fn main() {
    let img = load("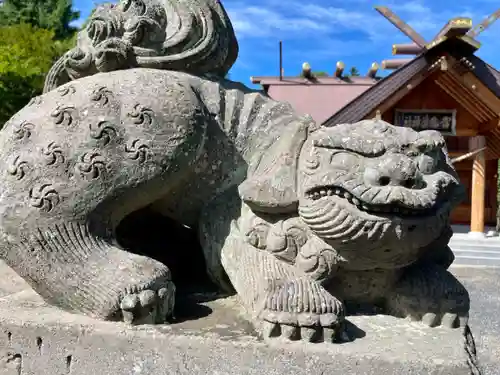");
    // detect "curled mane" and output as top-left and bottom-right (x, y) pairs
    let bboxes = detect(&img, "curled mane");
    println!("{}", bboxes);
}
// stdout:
(44, 0), (238, 92)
